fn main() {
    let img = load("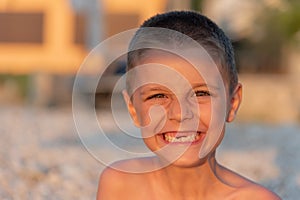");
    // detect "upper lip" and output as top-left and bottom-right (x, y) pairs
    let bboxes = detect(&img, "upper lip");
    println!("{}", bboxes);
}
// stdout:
(160, 131), (203, 136)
